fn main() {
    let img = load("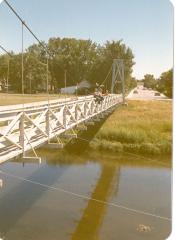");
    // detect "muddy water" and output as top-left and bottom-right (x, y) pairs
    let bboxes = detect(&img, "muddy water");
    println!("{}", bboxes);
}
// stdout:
(0, 149), (171, 240)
